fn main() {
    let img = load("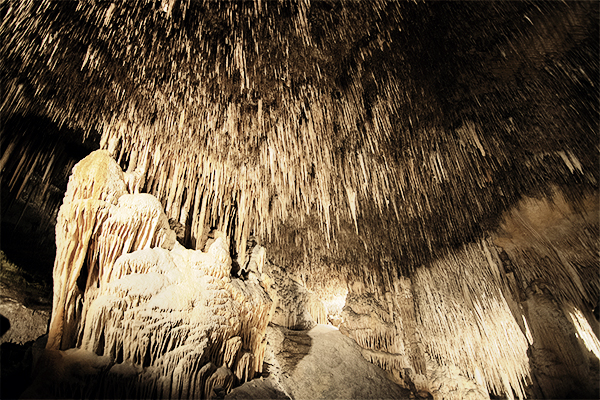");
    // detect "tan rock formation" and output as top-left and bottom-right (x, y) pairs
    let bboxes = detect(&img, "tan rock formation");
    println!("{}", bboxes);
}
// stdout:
(1, 3), (597, 399)
(227, 324), (414, 400)
(37, 151), (274, 398)
(340, 189), (599, 399)
(0, 297), (49, 346)
(261, 261), (327, 330)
